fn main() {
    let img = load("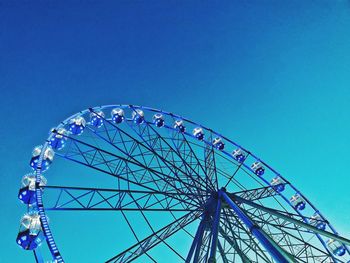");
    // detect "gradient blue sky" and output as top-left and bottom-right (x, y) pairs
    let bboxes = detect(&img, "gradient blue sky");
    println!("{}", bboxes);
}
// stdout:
(1, 1), (350, 262)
